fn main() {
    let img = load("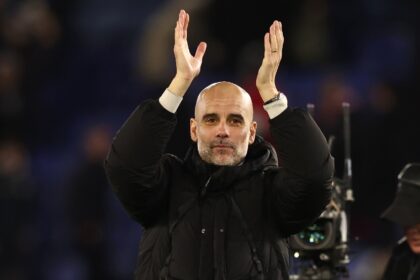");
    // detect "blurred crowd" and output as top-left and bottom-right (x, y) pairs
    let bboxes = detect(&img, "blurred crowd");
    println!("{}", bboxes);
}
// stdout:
(0, 0), (419, 279)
